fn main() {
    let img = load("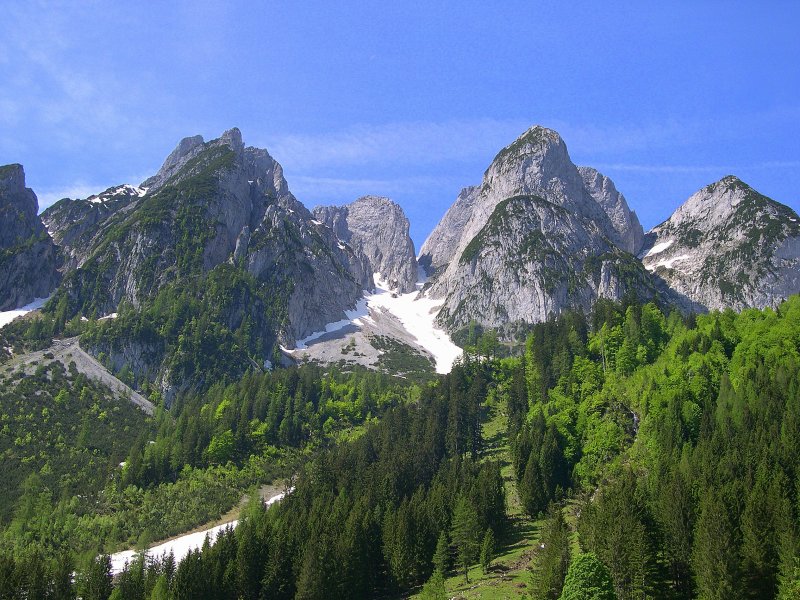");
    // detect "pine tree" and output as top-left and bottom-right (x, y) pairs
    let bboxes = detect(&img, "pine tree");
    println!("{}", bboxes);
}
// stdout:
(531, 506), (571, 600)
(480, 528), (495, 574)
(419, 569), (448, 600)
(433, 531), (450, 575)
(78, 555), (113, 600)
(692, 490), (739, 600)
(451, 496), (480, 583)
